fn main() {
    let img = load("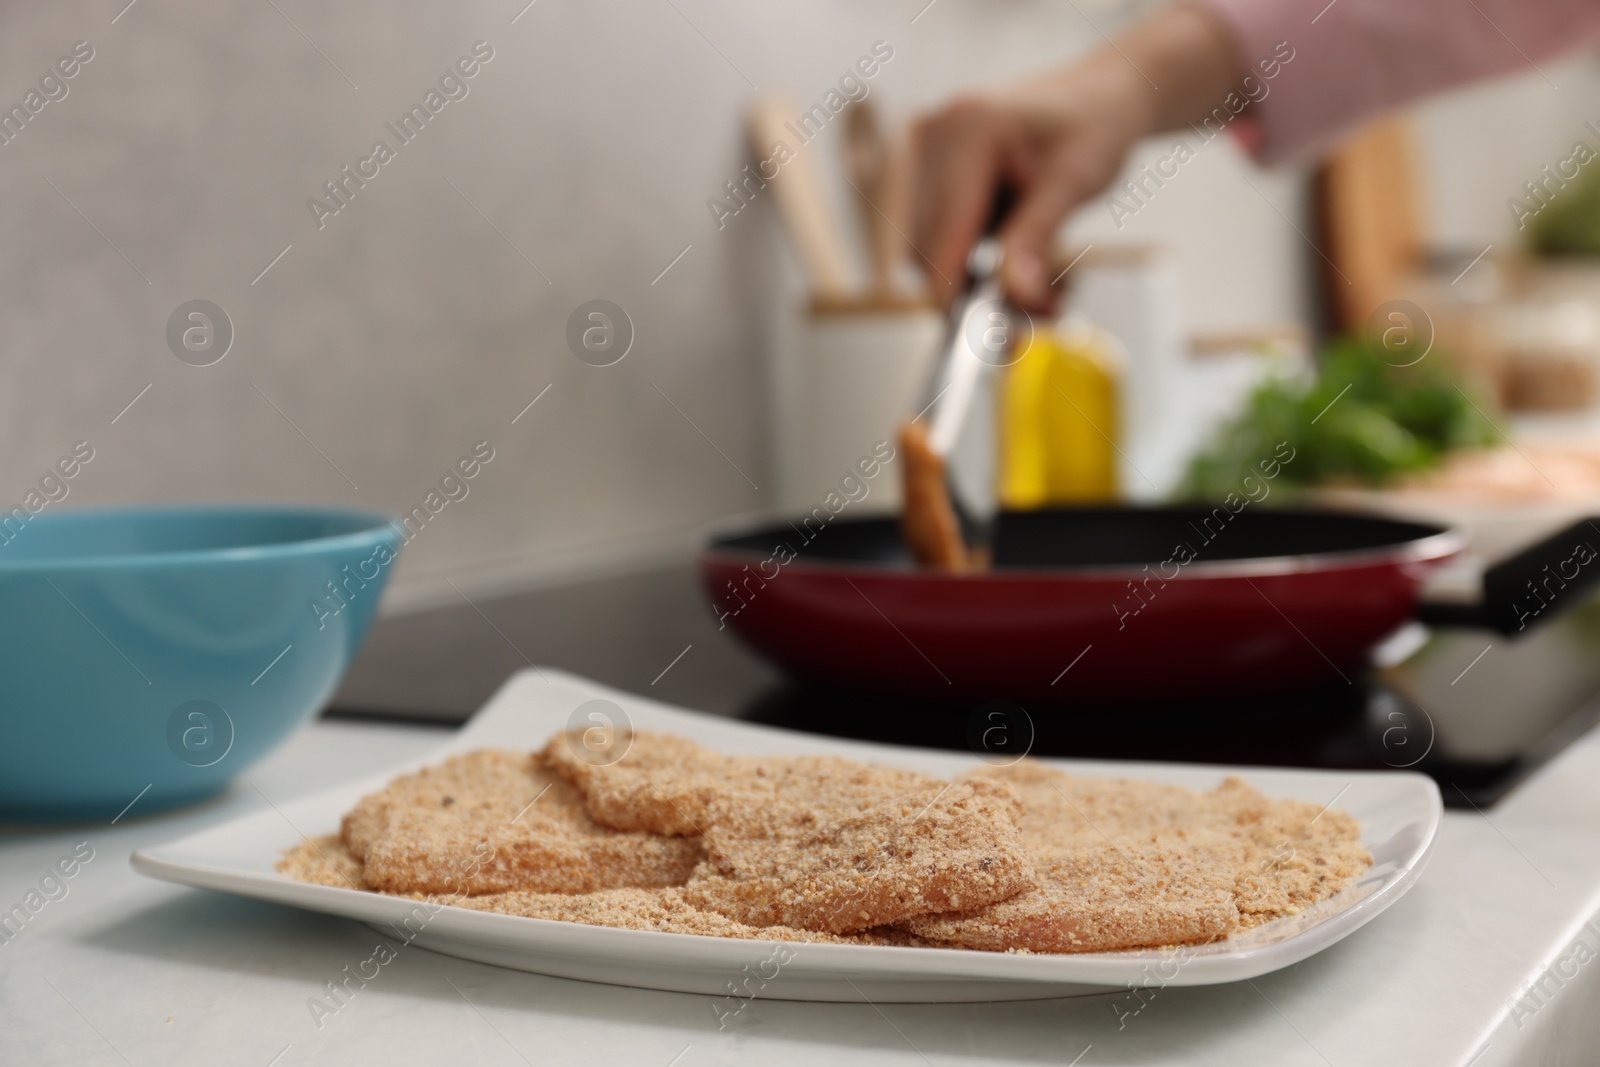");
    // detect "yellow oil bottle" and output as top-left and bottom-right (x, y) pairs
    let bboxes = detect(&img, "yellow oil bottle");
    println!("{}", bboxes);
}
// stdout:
(1000, 316), (1121, 506)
